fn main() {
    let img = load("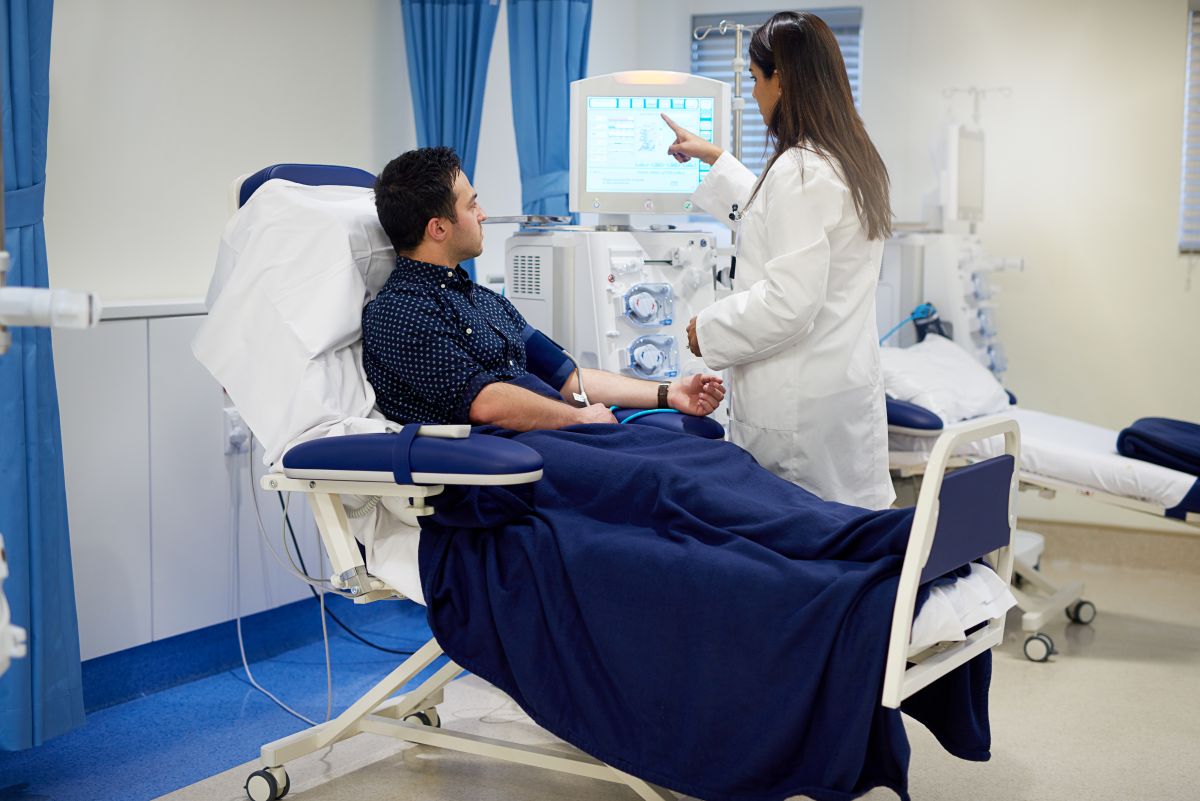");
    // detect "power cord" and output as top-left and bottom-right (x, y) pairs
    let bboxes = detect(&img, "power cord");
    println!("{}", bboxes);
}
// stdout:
(275, 493), (417, 657)
(228, 451), (328, 726)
